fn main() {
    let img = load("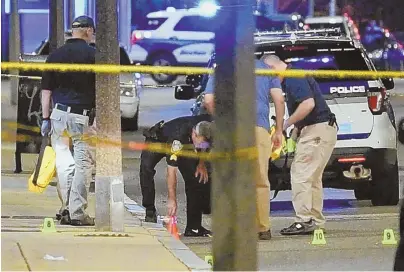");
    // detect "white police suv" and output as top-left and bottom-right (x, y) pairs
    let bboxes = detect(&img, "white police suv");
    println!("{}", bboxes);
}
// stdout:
(175, 29), (399, 206)
(129, 7), (305, 84)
